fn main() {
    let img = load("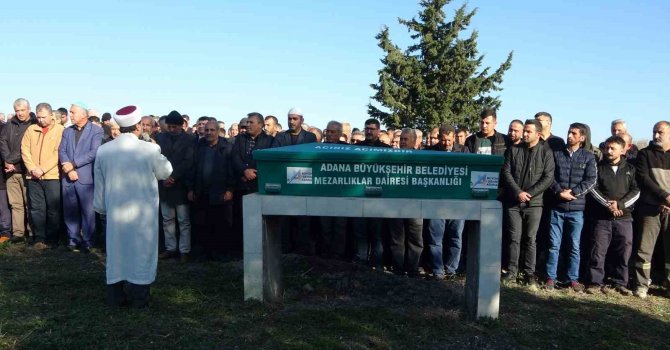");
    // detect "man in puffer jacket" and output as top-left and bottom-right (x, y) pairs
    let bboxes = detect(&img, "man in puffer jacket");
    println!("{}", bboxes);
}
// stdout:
(545, 122), (597, 292)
